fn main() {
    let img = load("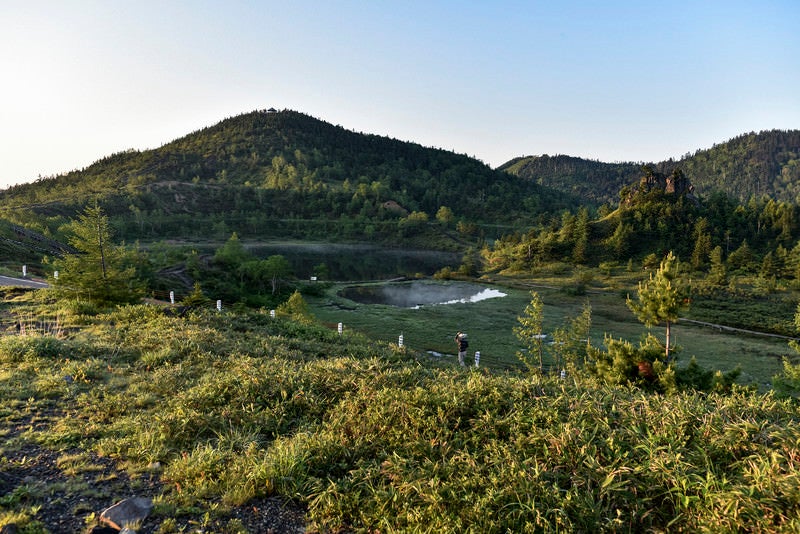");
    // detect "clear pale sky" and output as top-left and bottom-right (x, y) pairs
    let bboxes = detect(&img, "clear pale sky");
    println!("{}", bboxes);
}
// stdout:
(2, 1), (799, 189)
